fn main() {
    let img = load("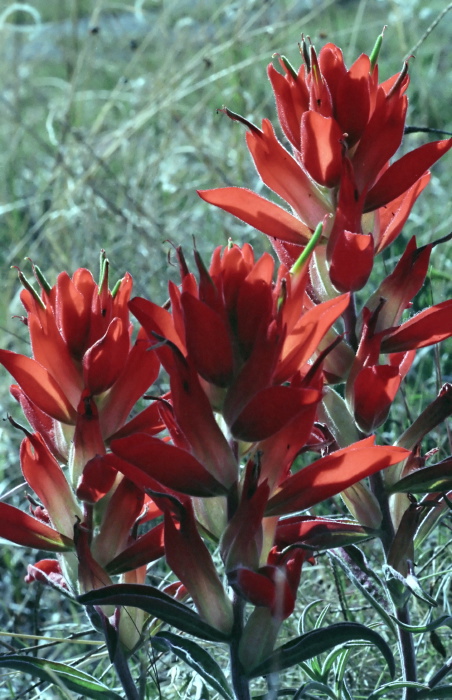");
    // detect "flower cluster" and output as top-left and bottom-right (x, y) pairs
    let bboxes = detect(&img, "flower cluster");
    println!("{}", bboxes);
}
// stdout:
(0, 32), (452, 697)
(199, 35), (452, 291)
